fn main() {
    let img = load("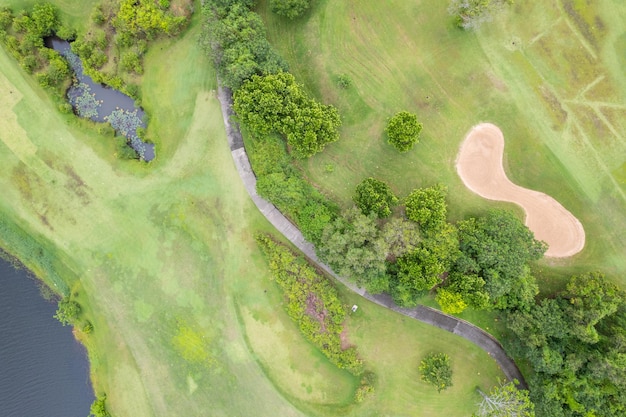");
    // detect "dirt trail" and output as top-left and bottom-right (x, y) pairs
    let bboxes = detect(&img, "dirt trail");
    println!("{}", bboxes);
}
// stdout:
(456, 123), (585, 257)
